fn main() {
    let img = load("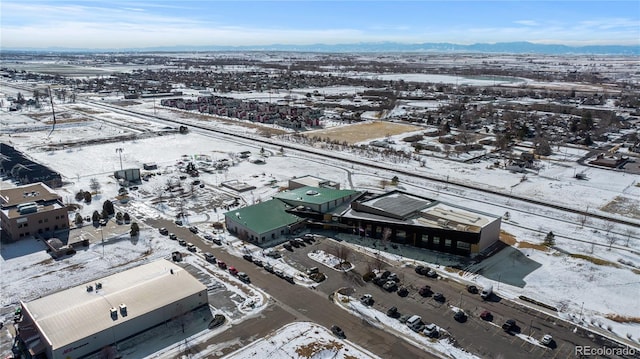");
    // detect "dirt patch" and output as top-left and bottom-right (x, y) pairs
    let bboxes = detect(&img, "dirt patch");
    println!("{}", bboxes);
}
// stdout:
(304, 121), (422, 144)
(600, 196), (640, 220)
(605, 314), (640, 324)
(499, 230), (517, 245)
(569, 254), (620, 268)
(111, 100), (141, 107)
(69, 106), (106, 114)
(516, 241), (549, 252)
(295, 340), (344, 358)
